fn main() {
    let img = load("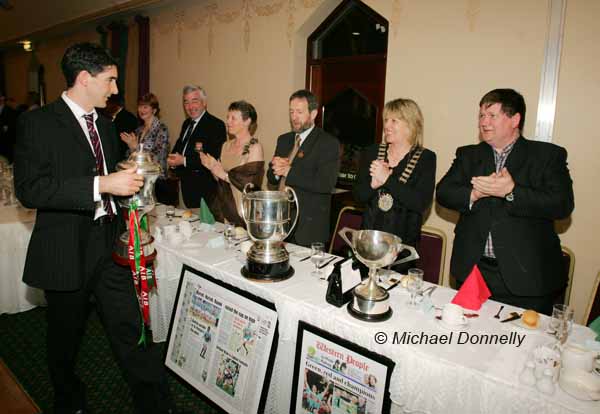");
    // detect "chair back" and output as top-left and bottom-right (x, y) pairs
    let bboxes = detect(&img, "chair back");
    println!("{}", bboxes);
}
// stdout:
(554, 246), (575, 306)
(416, 226), (447, 285)
(329, 206), (364, 255)
(584, 271), (600, 326)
